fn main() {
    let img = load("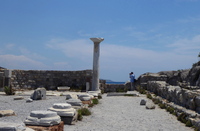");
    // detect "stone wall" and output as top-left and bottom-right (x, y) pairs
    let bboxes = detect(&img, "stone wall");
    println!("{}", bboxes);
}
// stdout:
(104, 84), (126, 92)
(0, 69), (93, 90)
(147, 81), (200, 113)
